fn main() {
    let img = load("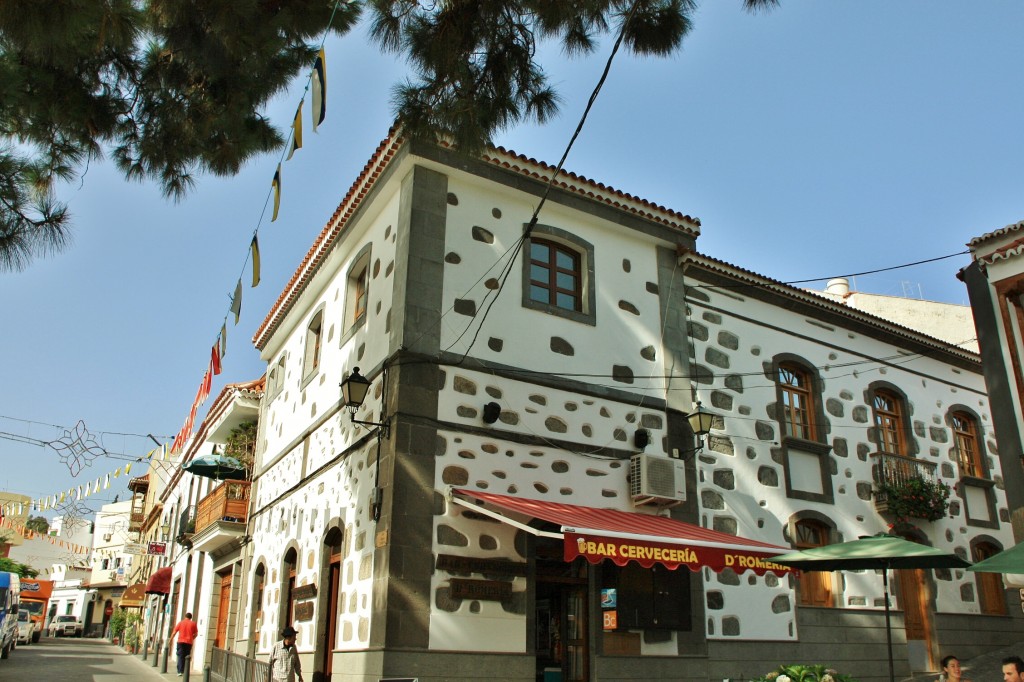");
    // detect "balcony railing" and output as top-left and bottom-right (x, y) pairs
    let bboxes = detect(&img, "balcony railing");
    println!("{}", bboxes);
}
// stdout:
(871, 452), (938, 509)
(128, 510), (146, 533)
(209, 647), (269, 682)
(195, 480), (251, 535)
